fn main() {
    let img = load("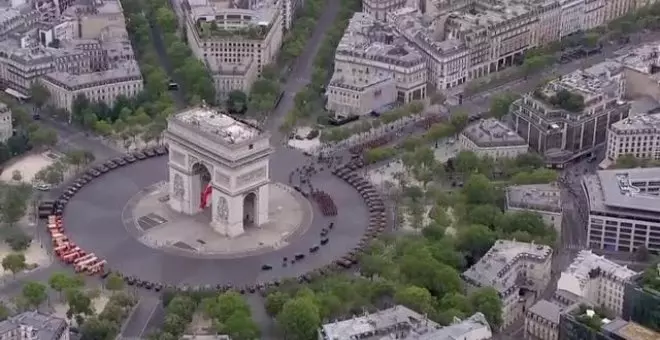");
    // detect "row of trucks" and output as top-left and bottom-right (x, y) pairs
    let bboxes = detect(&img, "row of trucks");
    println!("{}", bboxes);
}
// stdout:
(48, 215), (107, 275)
